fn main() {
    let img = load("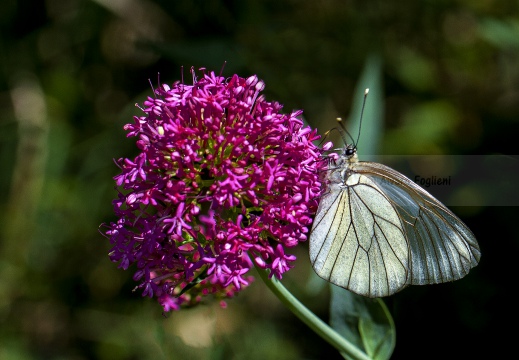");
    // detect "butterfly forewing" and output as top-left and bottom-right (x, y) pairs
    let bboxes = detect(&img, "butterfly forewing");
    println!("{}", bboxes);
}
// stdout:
(310, 172), (411, 297)
(310, 156), (481, 298)
(356, 162), (481, 286)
